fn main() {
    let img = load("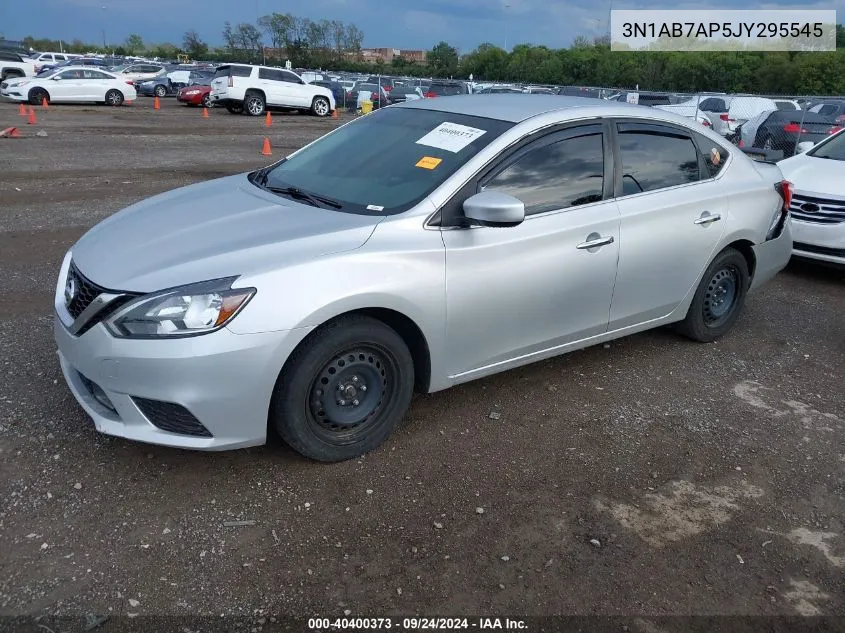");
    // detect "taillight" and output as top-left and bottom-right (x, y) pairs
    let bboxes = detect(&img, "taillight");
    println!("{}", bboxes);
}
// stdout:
(383, 85), (392, 91)
(719, 113), (735, 122)
(769, 180), (793, 239)
(228, 75), (233, 87)
(828, 126), (842, 135)
(125, 80), (134, 85)
(738, 139), (745, 148)
(702, 119), (710, 126)
(783, 123), (807, 134)
(837, 114), (845, 122)
(777, 180), (793, 211)
(425, 91), (436, 98)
